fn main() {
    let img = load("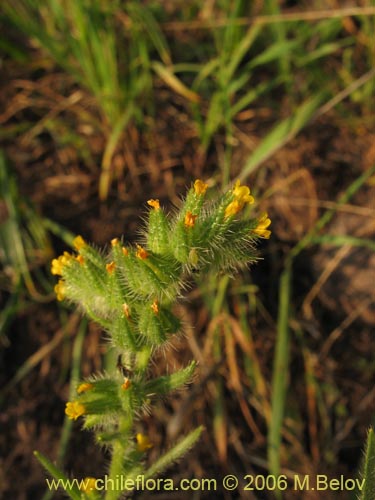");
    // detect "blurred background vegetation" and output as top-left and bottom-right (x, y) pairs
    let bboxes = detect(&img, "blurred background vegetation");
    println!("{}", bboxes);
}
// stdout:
(0, 1), (374, 499)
